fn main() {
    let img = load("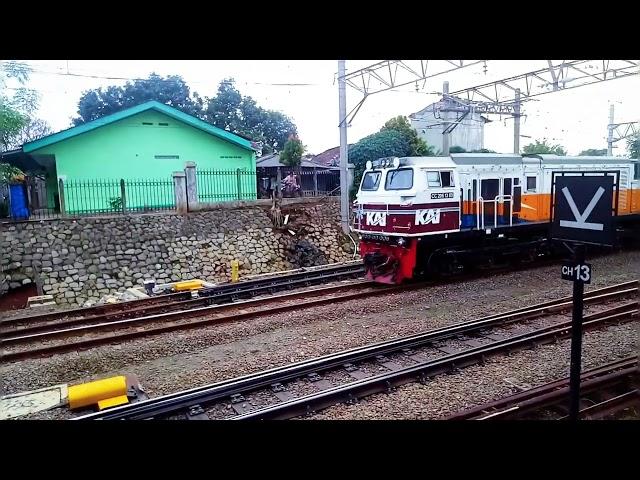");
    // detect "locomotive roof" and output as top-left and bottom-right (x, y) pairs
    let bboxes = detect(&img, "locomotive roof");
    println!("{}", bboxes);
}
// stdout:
(522, 154), (632, 165)
(398, 153), (522, 167)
